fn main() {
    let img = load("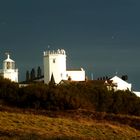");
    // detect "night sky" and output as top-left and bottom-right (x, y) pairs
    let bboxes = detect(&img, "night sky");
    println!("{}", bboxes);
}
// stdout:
(0, 0), (140, 90)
